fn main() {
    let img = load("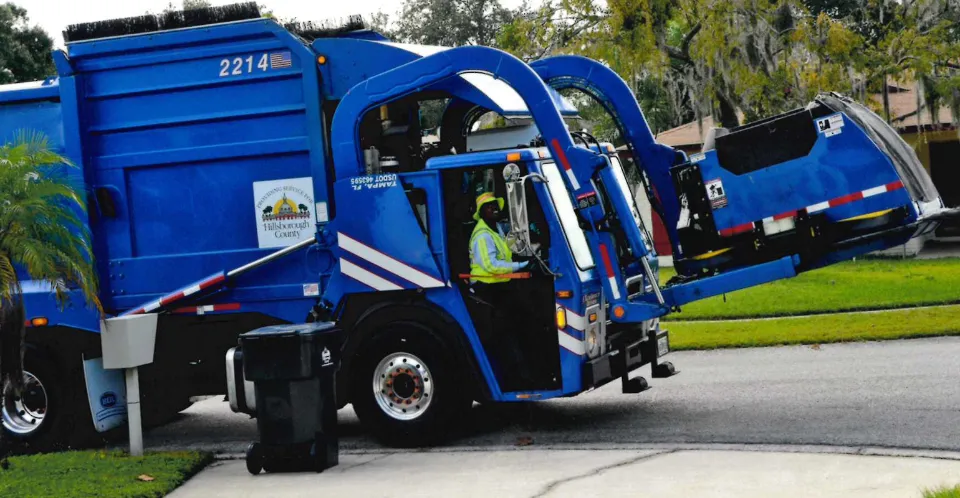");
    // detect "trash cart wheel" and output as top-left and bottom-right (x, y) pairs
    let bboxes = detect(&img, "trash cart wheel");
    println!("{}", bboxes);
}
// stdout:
(351, 323), (470, 448)
(245, 442), (264, 475)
